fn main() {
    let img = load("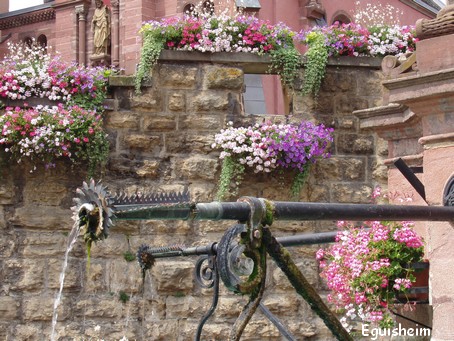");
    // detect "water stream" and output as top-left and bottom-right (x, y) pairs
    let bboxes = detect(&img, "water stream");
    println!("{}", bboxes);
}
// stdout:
(50, 221), (82, 341)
